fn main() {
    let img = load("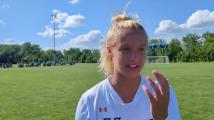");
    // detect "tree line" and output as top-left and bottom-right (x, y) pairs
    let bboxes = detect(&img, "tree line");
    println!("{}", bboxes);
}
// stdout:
(0, 32), (213, 64)
(148, 32), (214, 62)
(0, 42), (100, 65)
